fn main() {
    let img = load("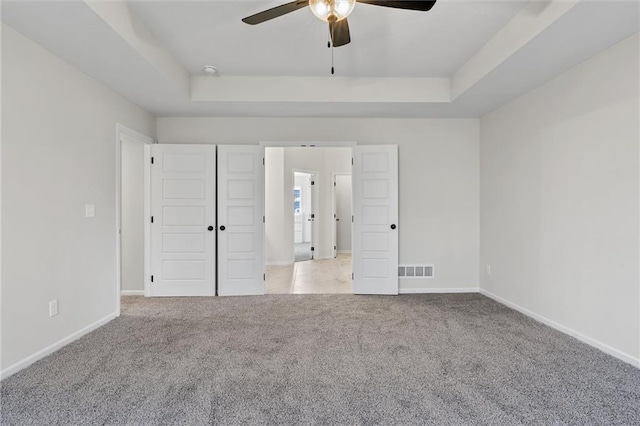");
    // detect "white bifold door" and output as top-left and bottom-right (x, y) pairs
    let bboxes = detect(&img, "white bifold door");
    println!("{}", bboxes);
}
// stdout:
(217, 145), (265, 296)
(352, 145), (399, 295)
(150, 144), (217, 296)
